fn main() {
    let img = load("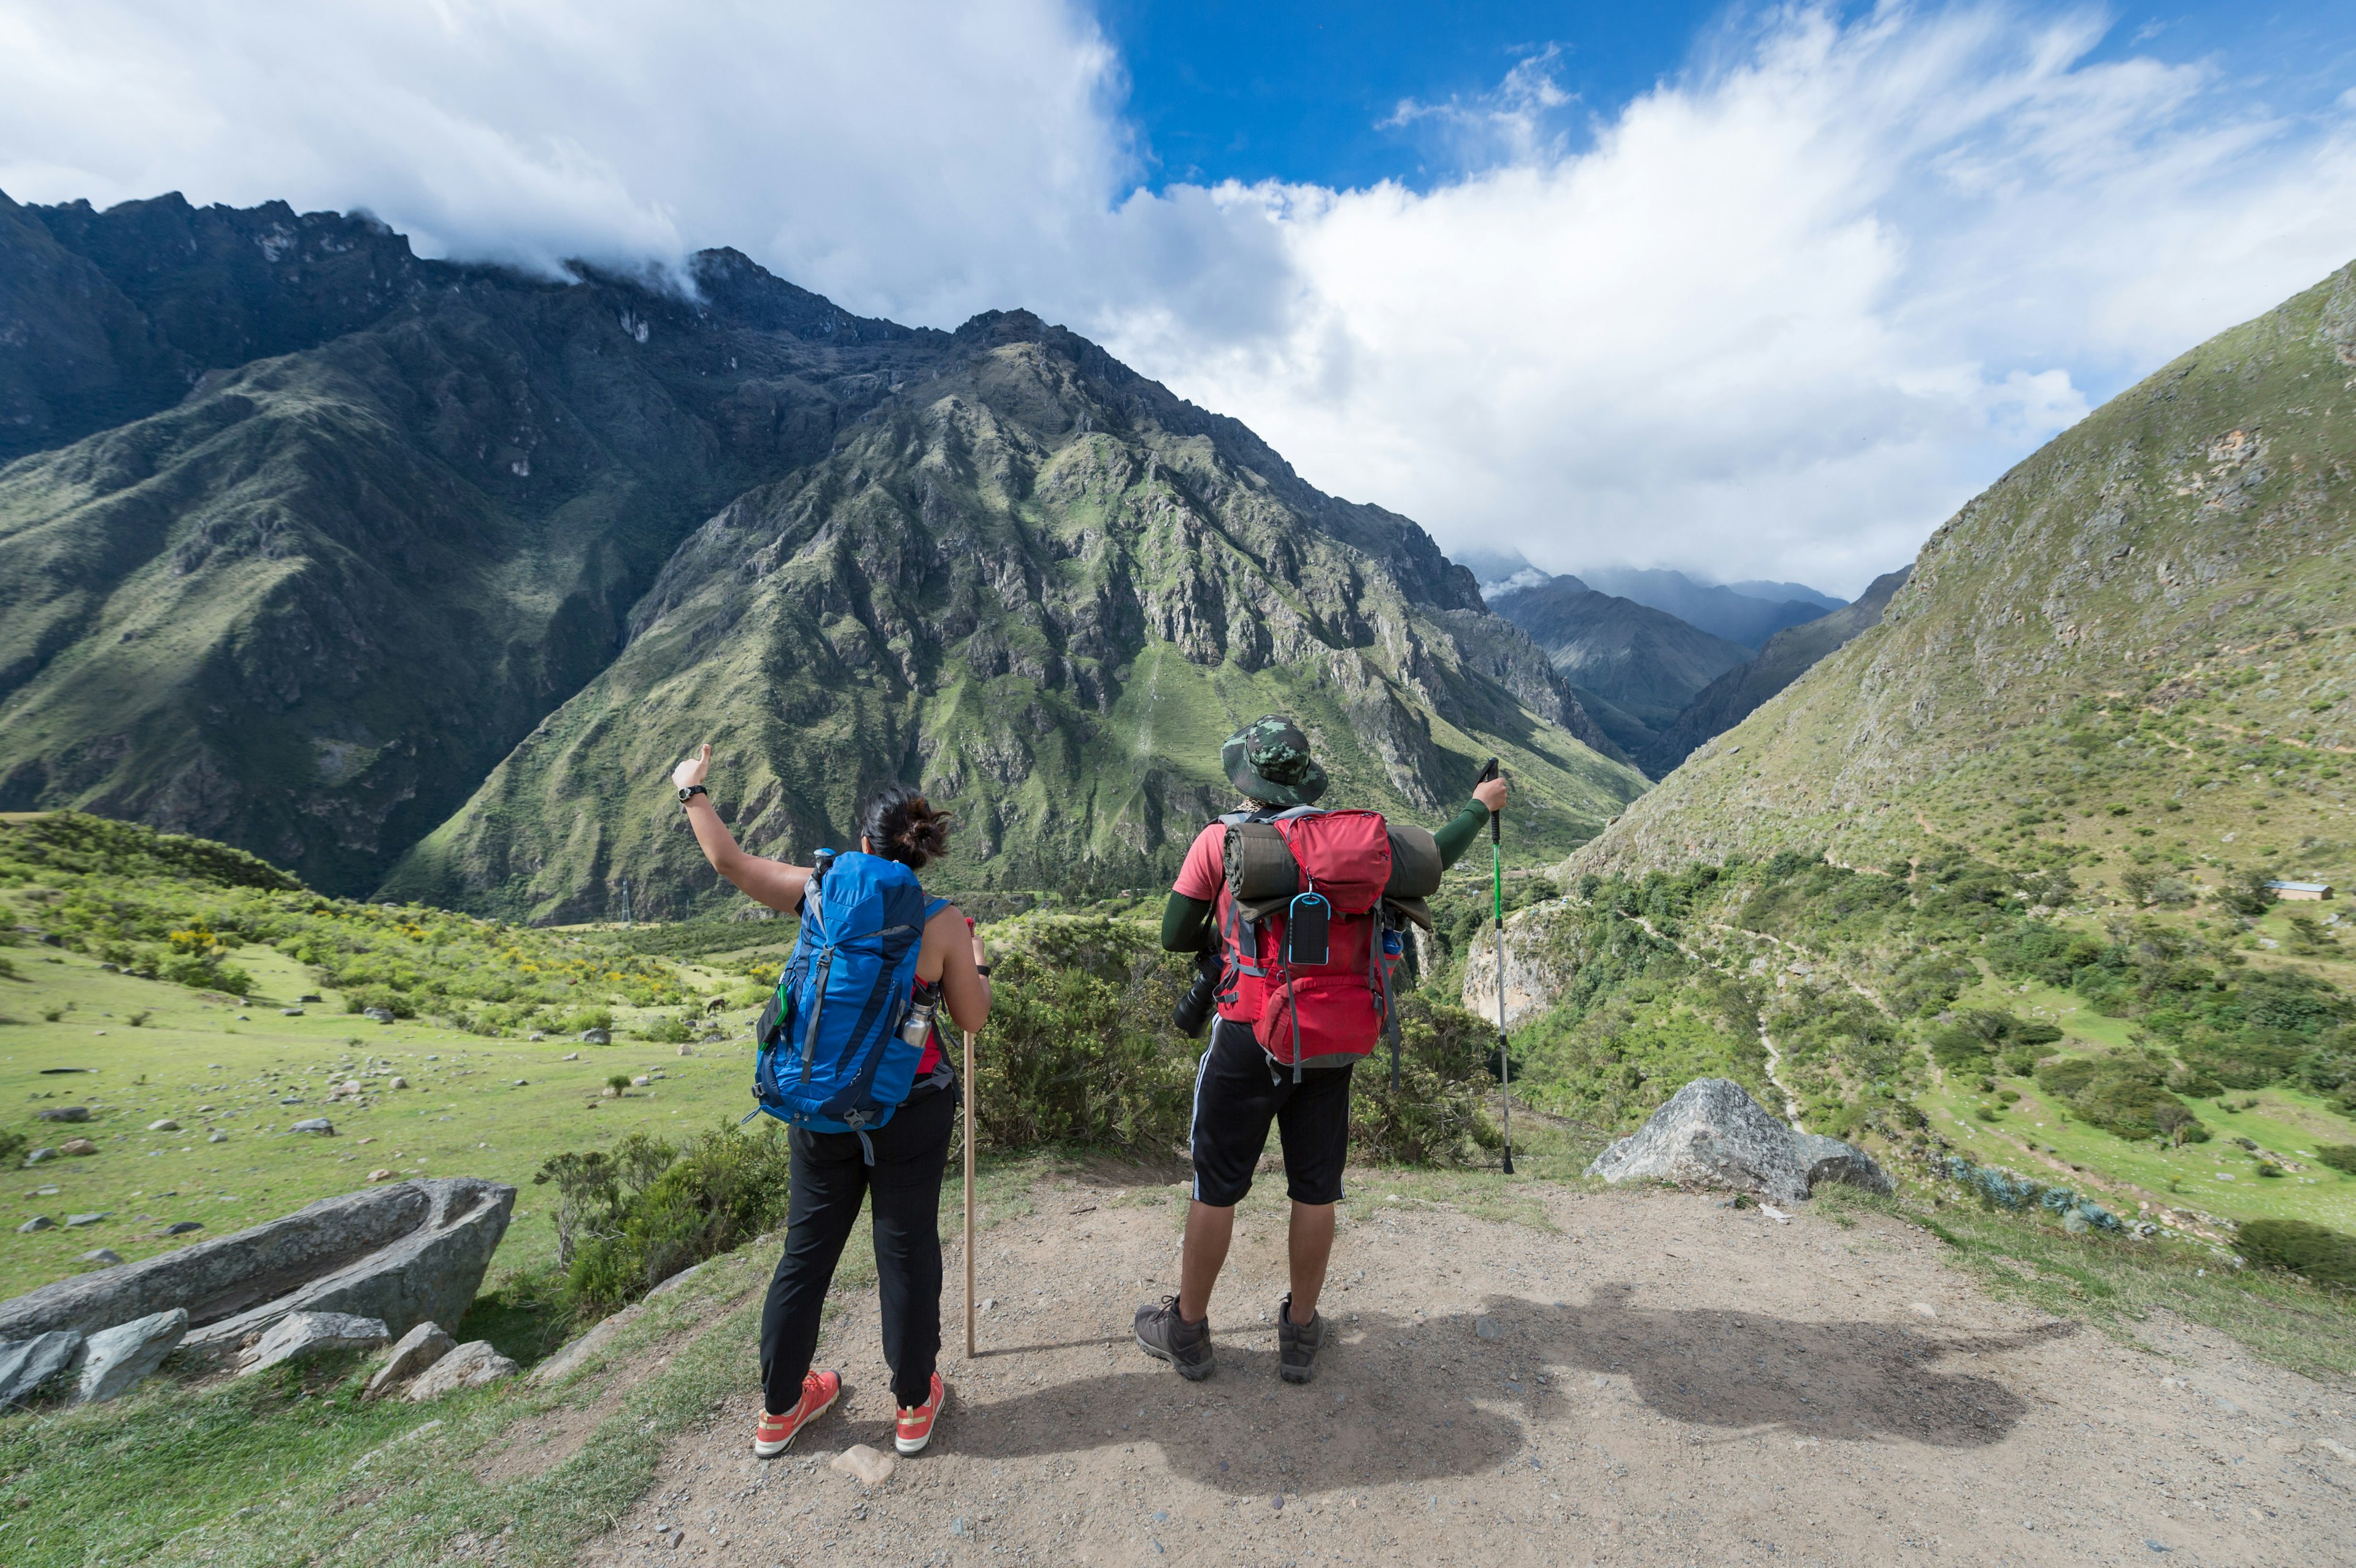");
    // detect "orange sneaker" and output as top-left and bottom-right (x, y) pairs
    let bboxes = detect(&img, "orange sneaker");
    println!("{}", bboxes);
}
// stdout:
(894, 1372), (947, 1455)
(752, 1369), (841, 1458)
